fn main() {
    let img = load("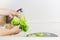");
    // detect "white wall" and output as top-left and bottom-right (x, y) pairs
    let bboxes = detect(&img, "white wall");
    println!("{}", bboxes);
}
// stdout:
(0, 0), (60, 34)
